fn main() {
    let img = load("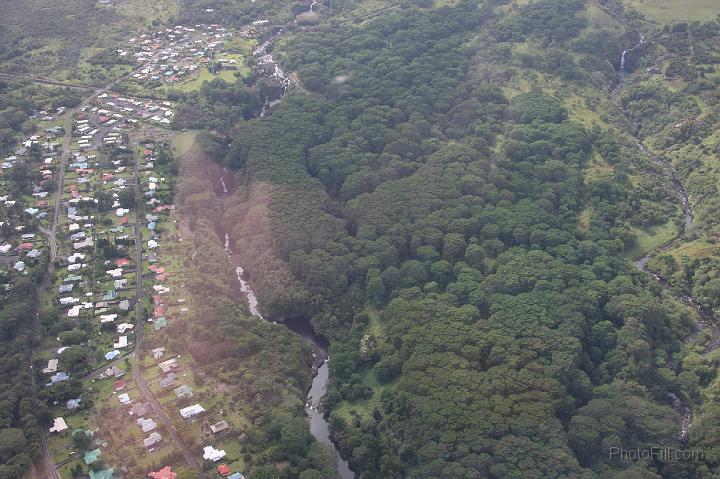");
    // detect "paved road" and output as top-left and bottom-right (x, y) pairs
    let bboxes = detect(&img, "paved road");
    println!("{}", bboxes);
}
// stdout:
(130, 133), (201, 470)
(30, 73), (141, 478)
(31, 108), (74, 479)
